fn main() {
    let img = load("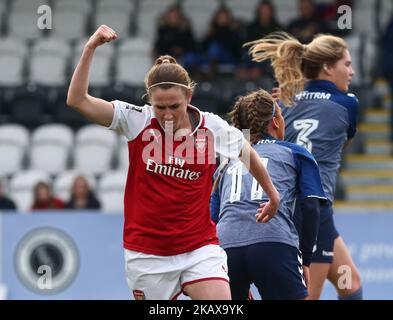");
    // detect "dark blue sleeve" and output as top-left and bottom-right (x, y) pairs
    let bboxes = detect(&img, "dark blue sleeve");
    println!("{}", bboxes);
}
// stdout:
(345, 94), (359, 140)
(210, 166), (222, 223)
(210, 186), (220, 223)
(291, 145), (325, 266)
(298, 198), (320, 266)
(292, 145), (326, 201)
(331, 93), (359, 140)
